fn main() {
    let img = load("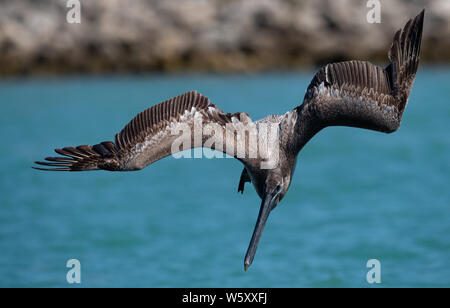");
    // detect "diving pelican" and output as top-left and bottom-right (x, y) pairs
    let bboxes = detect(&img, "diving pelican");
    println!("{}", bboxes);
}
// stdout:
(34, 10), (425, 270)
